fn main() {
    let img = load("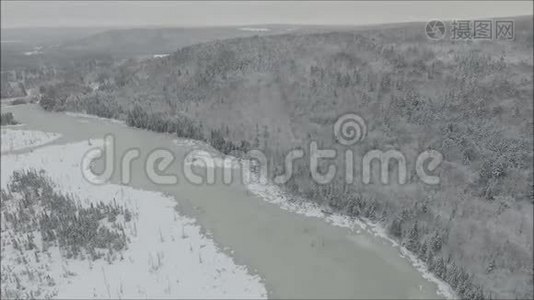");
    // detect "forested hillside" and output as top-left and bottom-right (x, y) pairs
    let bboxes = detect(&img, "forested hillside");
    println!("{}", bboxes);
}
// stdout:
(40, 17), (534, 299)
